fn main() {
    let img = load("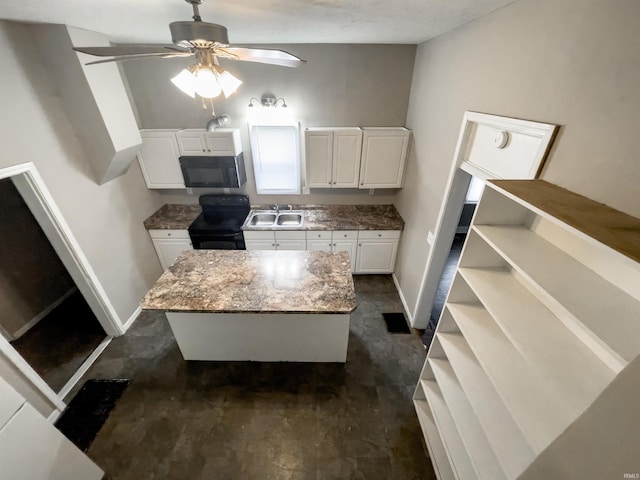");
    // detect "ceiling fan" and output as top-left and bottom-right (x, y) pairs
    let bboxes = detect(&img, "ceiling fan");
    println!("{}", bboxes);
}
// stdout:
(73, 0), (305, 101)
